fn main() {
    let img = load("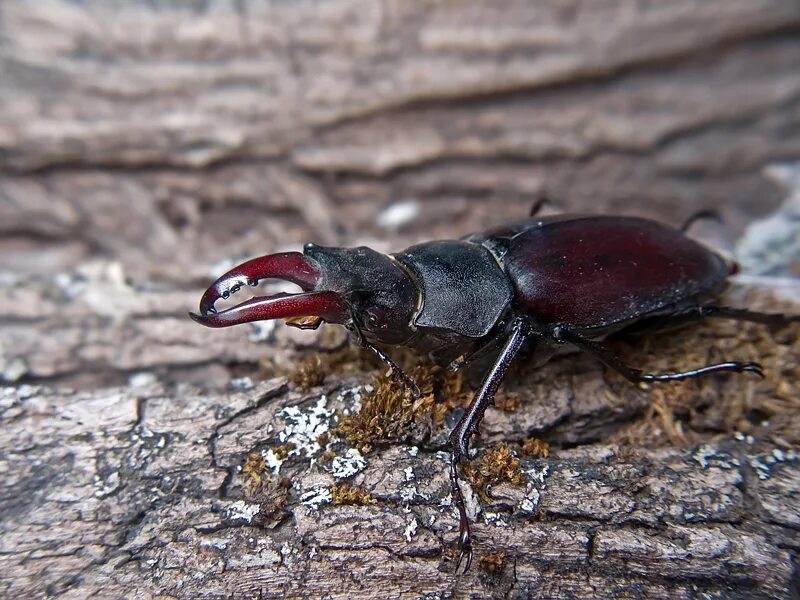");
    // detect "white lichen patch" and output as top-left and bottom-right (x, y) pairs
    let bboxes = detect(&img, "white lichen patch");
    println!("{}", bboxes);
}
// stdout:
(693, 445), (739, 469)
(400, 483), (418, 503)
(264, 448), (285, 475)
(278, 396), (335, 458)
(337, 385), (364, 416)
(0, 351), (27, 382)
(128, 372), (158, 388)
(483, 511), (510, 527)
(750, 449), (799, 480)
(226, 500), (261, 523)
(404, 517), (419, 542)
(300, 487), (332, 510)
(331, 448), (367, 479)
(519, 487), (541, 514)
(200, 538), (228, 552)
(229, 376), (254, 390)
(520, 464), (550, 514)
(1, 384), (40, 412)
(527, 464), (550, 486)
(461, 481), (480, 521)
(397, 465), (420, 502)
